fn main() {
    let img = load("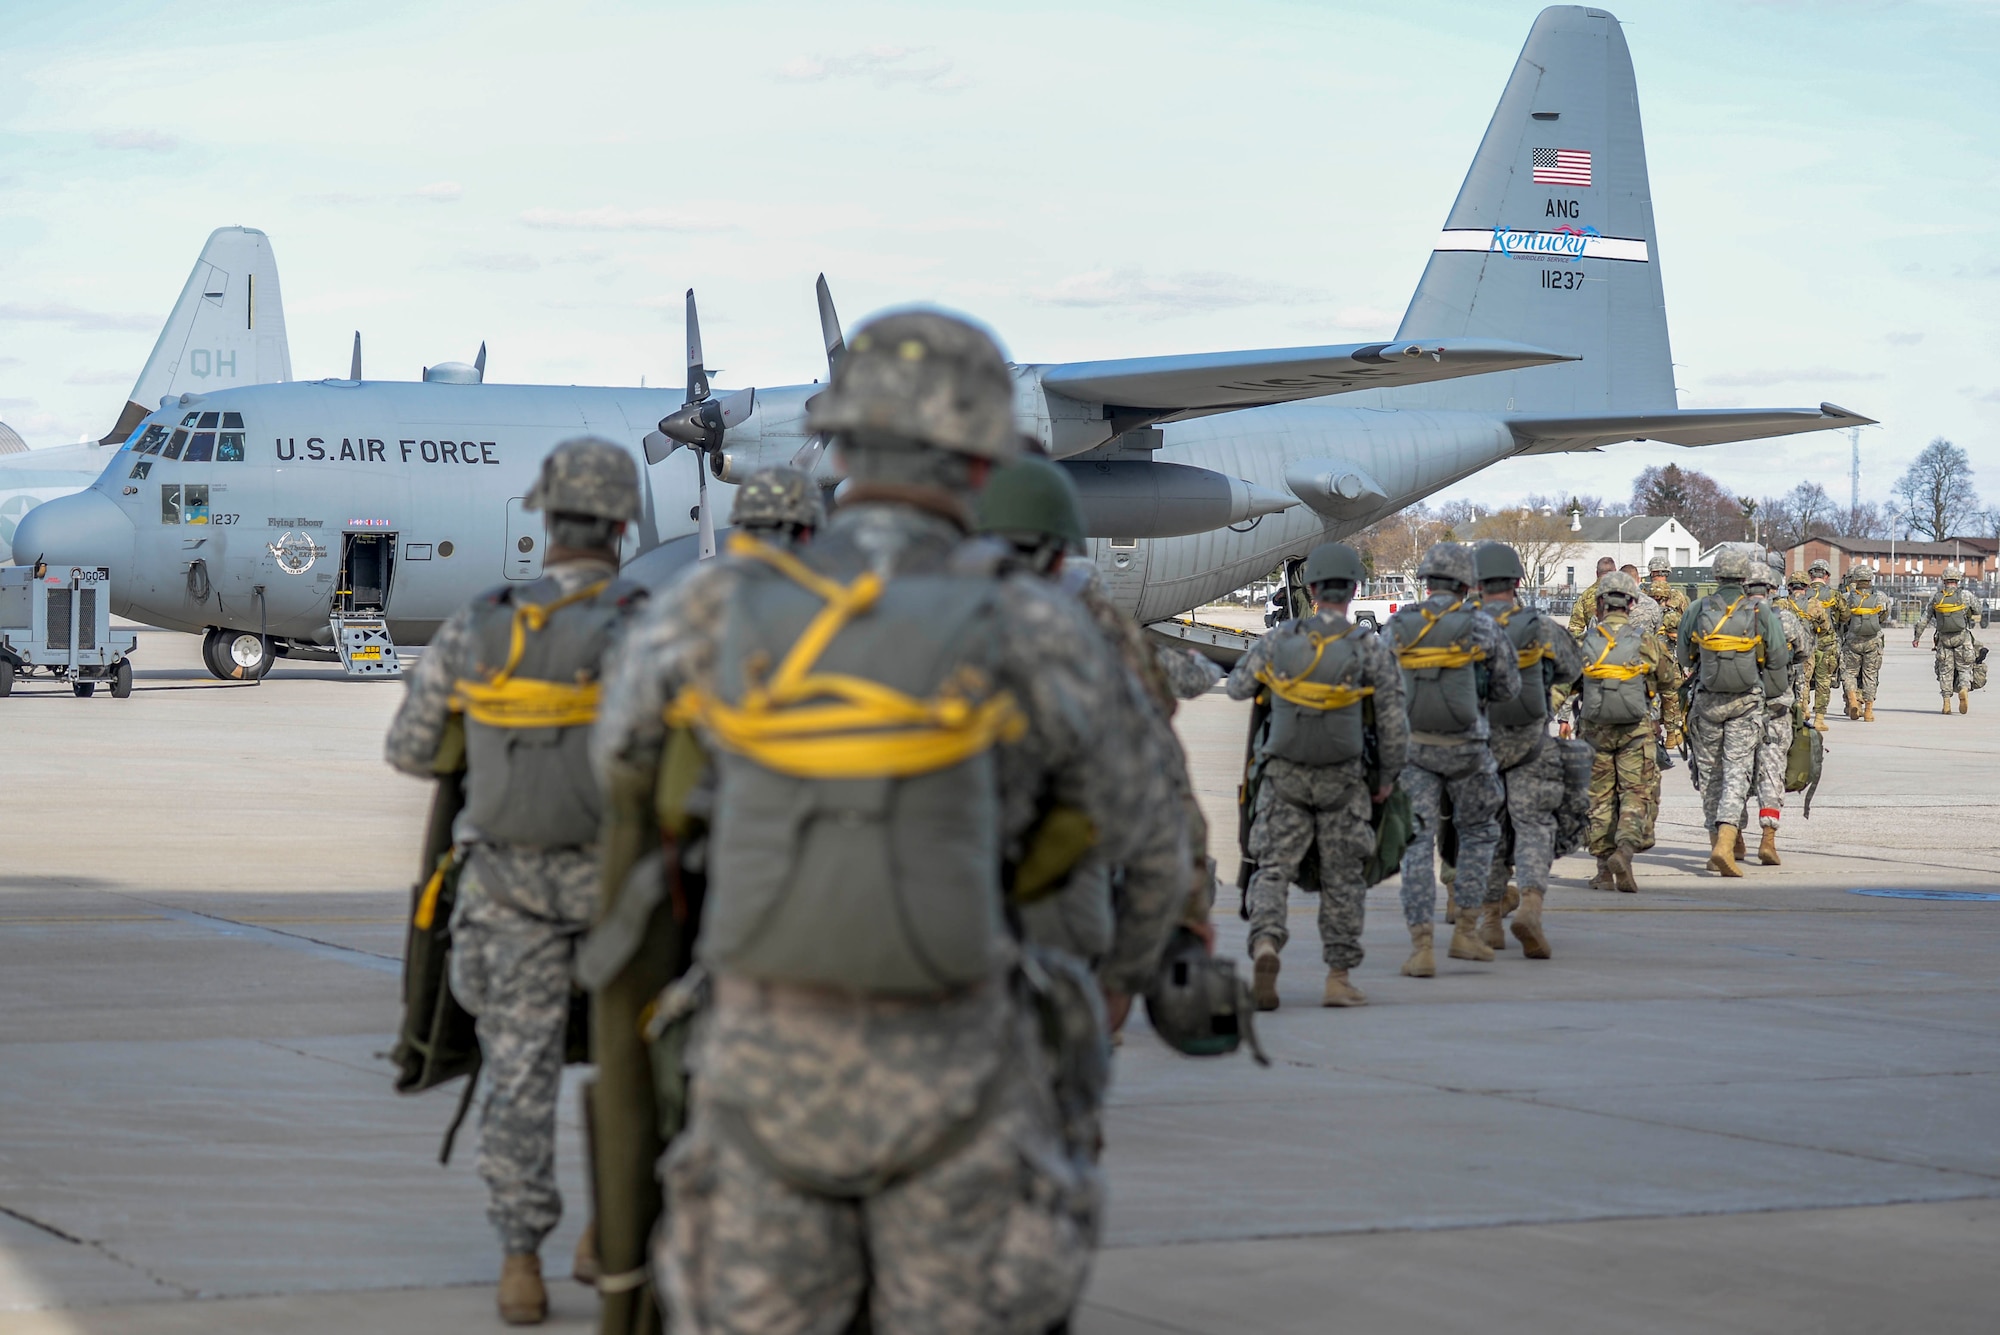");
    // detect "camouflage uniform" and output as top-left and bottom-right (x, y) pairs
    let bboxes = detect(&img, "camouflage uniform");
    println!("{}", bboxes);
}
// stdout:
(1566, 577), (1605, 638)
(386, 556), (628, 1256)
(1837, 576), (1891, 710)
(1386, 584), (1522, 927)
(1480, 595), (1586, 905)
(1581, 609), (1682, 856)
(1678, 570), (1787, 844)
(1747, 583), (1809, 833)
(1806, 573), (1842, 717)
(1916, 582), (1982, 699)
(1226, 609), (1407, 969)
(1642, 575), (1689, 641)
